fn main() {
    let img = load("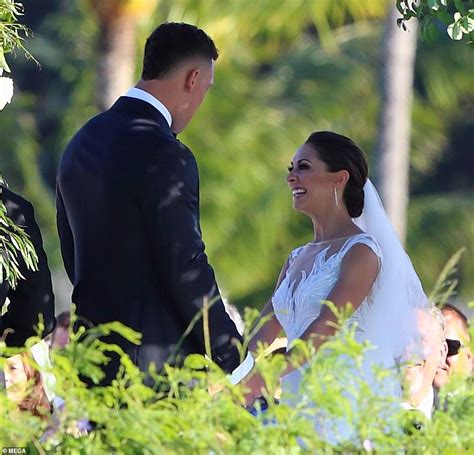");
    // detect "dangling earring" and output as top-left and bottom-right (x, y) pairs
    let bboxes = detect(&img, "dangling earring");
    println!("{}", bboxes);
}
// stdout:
(334, 187), (339, 207)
